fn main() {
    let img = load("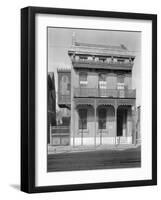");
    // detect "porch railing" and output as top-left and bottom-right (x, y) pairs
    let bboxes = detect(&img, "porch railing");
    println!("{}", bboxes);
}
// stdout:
(74, 88), (136, 98)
